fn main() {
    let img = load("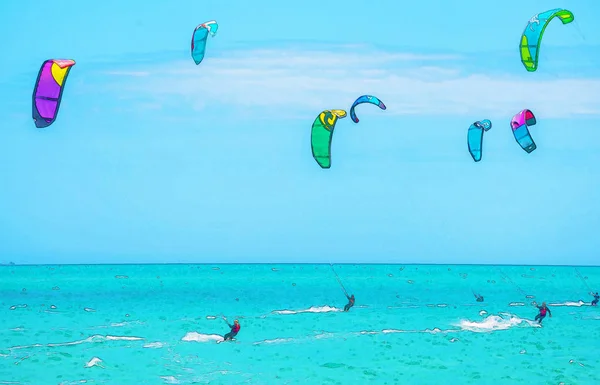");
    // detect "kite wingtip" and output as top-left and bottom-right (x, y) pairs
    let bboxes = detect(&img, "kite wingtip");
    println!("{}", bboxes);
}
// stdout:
(53, 59), (76, 68)
(33, 119), (51, 129)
